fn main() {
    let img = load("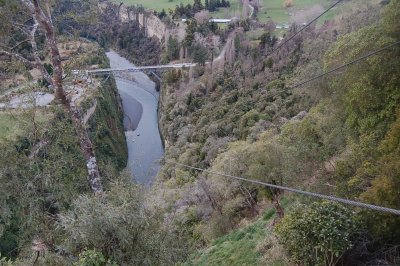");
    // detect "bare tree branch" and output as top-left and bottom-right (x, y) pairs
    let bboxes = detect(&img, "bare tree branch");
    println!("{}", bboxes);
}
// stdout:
(1, 39), (31, 51)
(29, 17), (53, 85)
(44, 0), (53, 25)
(2, 16), (53, 85)
(0, 50), (33, 65)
